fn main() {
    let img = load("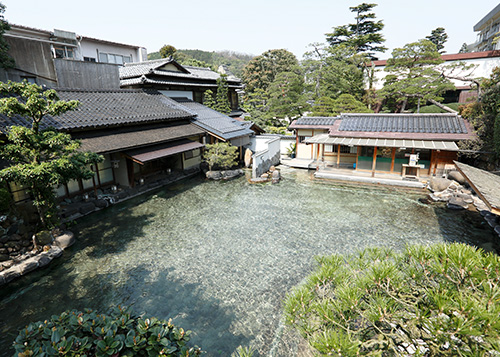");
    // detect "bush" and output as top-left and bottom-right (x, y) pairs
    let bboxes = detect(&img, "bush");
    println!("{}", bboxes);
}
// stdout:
(0, 186), (11, 213)
(415, 102), (460, 113)
(285, 243), (500, 356)
(203, 142), (238, 171)
(13, 306), (201, 356)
